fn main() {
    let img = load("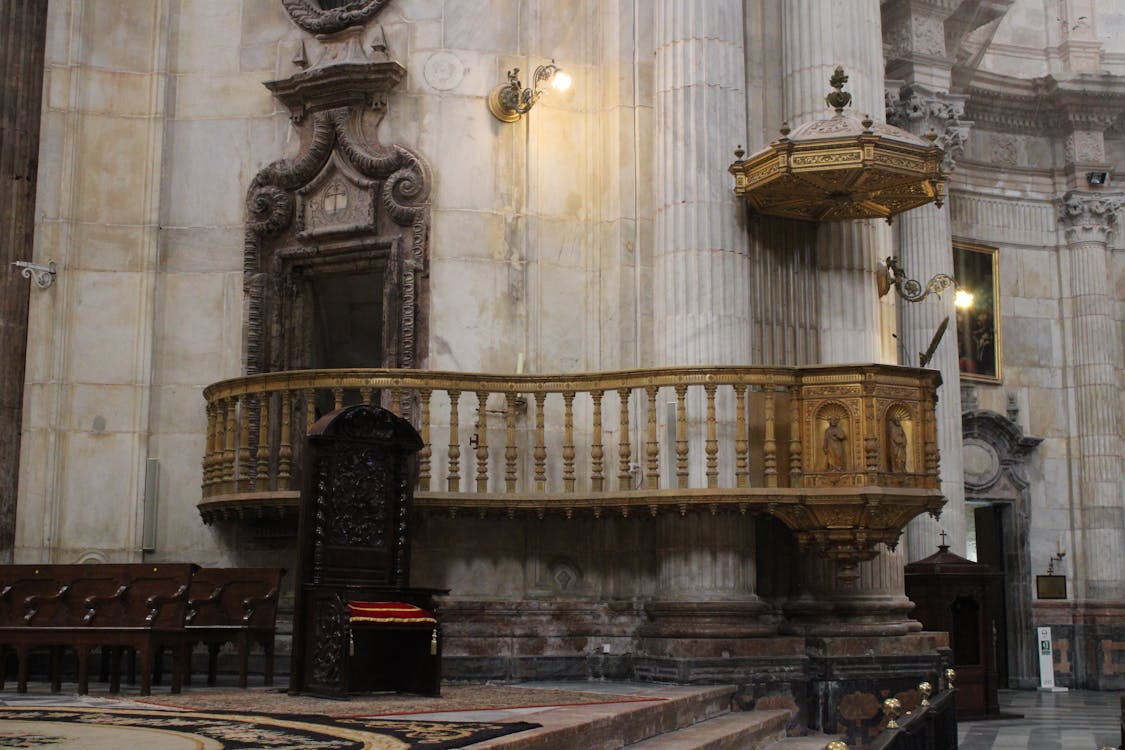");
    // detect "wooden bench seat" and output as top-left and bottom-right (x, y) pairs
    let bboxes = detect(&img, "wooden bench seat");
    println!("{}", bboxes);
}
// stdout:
(0, 563), (197, 695)
(183, 567), (285, 687)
